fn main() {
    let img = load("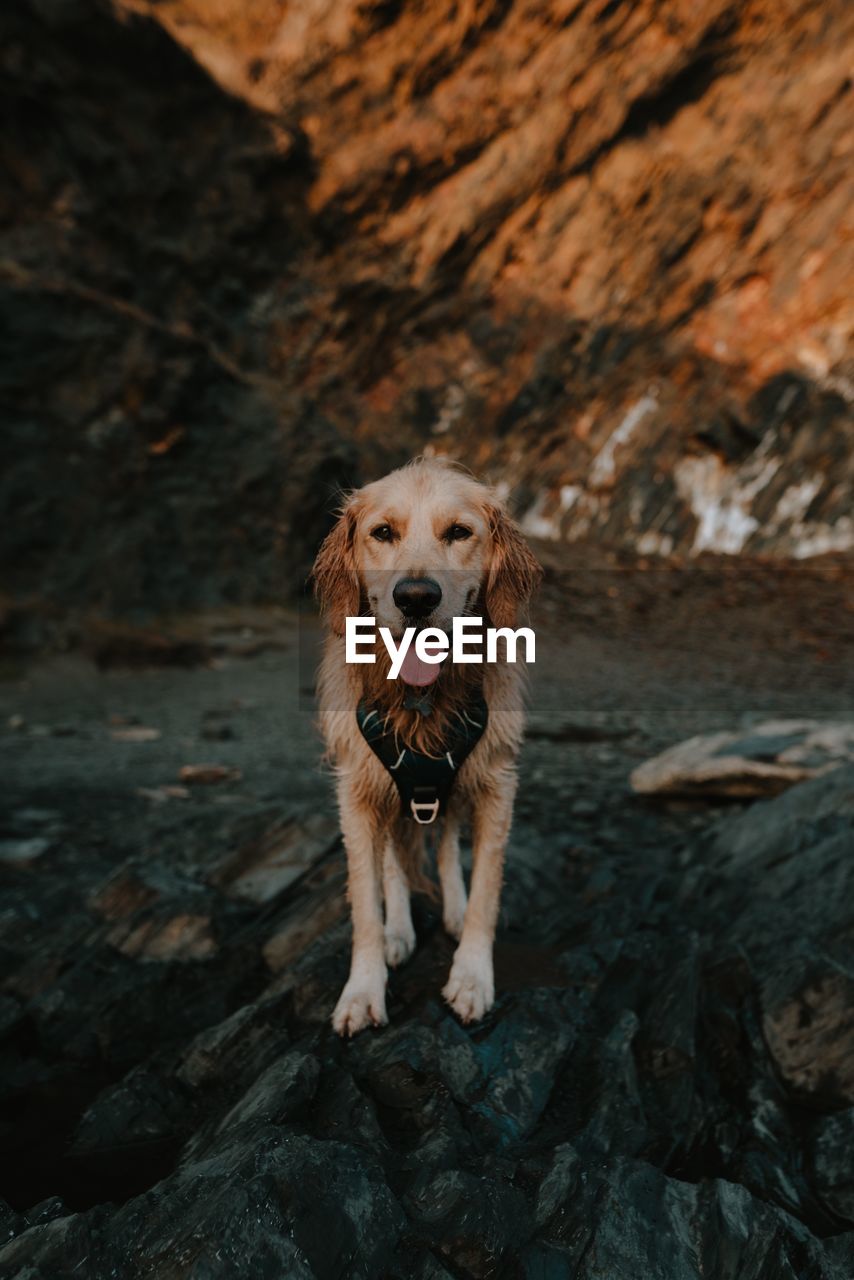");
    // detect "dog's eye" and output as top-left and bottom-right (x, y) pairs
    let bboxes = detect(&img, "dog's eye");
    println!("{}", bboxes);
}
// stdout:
(444, 523), (472, 543)
(370, 523), (395, 542)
